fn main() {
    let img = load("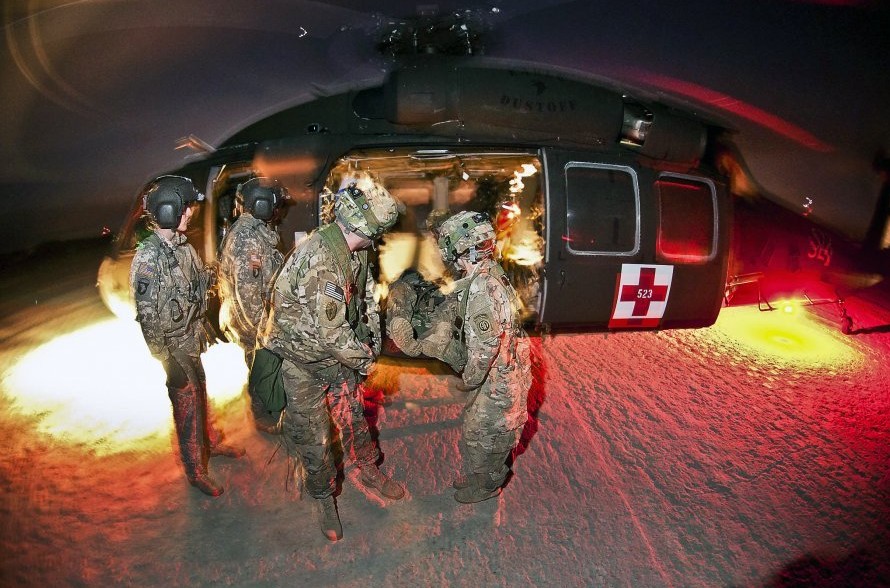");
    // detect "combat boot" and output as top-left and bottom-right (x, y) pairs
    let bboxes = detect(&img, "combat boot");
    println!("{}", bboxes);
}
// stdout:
(317, 496), (342, 542)
(454, 473), (501, 504)
(452, 474), (470, 489)
(189, 473), (224, 497)
(359, 465), (406, 500)
(210, 442), (246, 458)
